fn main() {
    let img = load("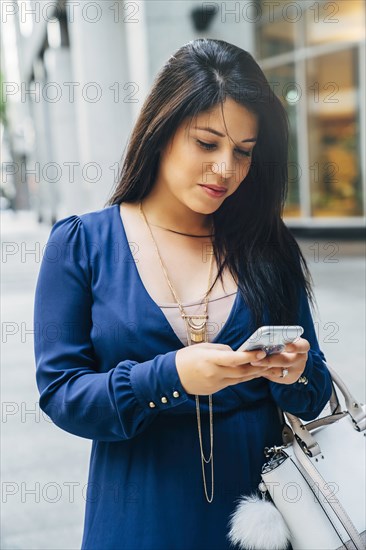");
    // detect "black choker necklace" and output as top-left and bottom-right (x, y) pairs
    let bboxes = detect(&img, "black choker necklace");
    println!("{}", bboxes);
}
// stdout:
(148, 222), (214, 238)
